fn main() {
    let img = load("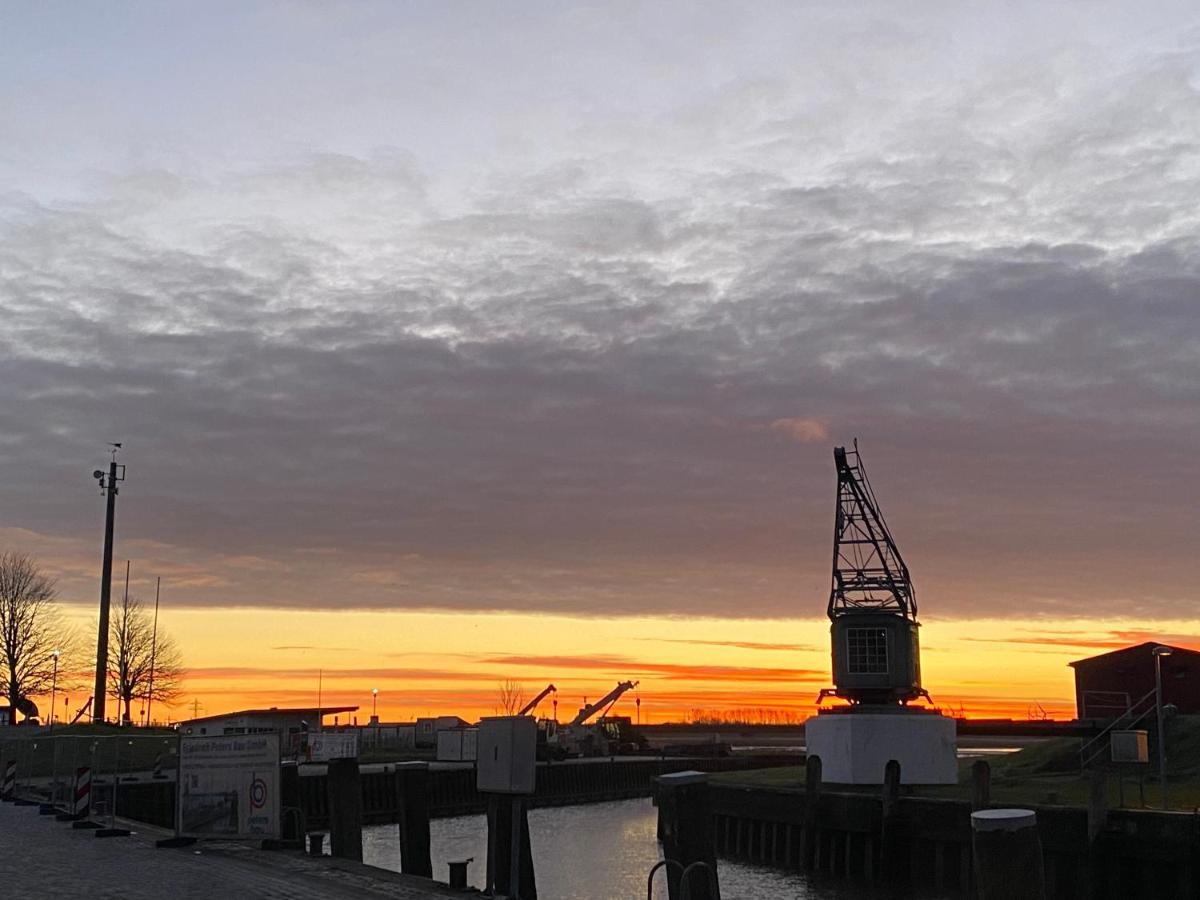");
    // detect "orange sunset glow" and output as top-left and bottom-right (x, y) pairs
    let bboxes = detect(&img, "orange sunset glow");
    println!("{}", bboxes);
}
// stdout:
(44, 602), (1200, 725)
